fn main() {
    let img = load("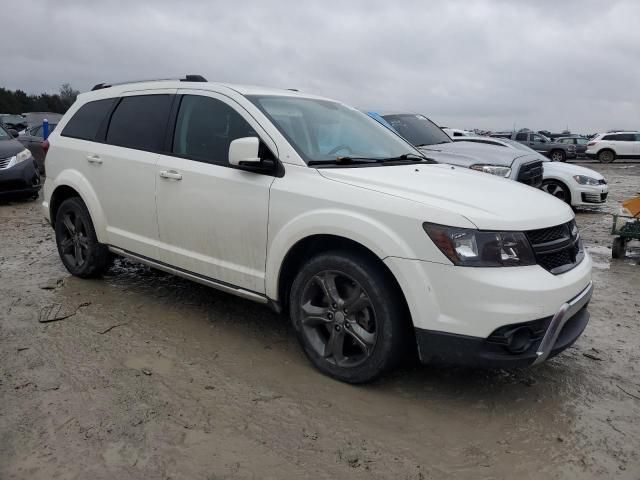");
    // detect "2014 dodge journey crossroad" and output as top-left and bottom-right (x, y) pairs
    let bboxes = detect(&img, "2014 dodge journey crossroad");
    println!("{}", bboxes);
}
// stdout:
(41, 75), (593, 383)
